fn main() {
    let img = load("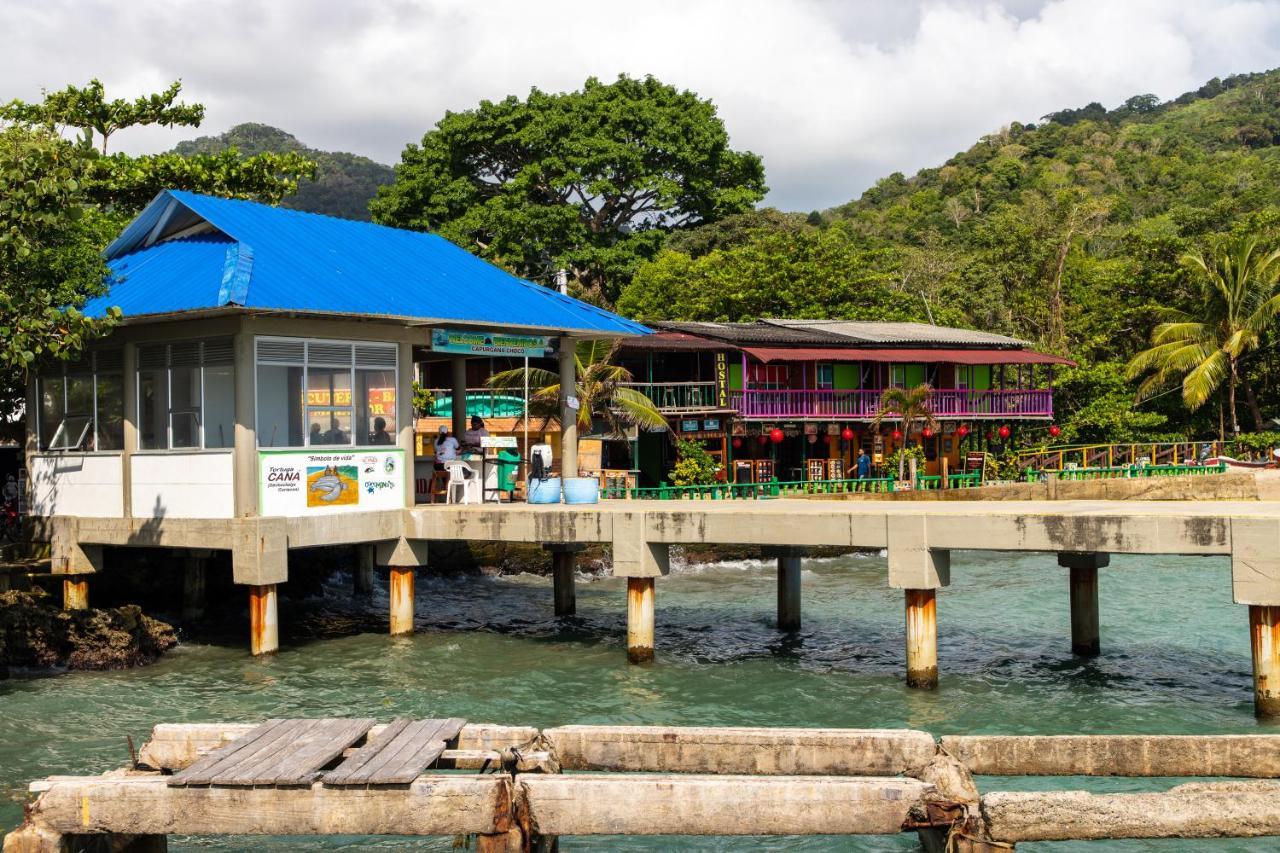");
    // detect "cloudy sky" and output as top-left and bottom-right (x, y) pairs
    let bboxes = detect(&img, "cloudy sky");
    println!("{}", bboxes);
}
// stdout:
(5, 0), (1280, 210)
